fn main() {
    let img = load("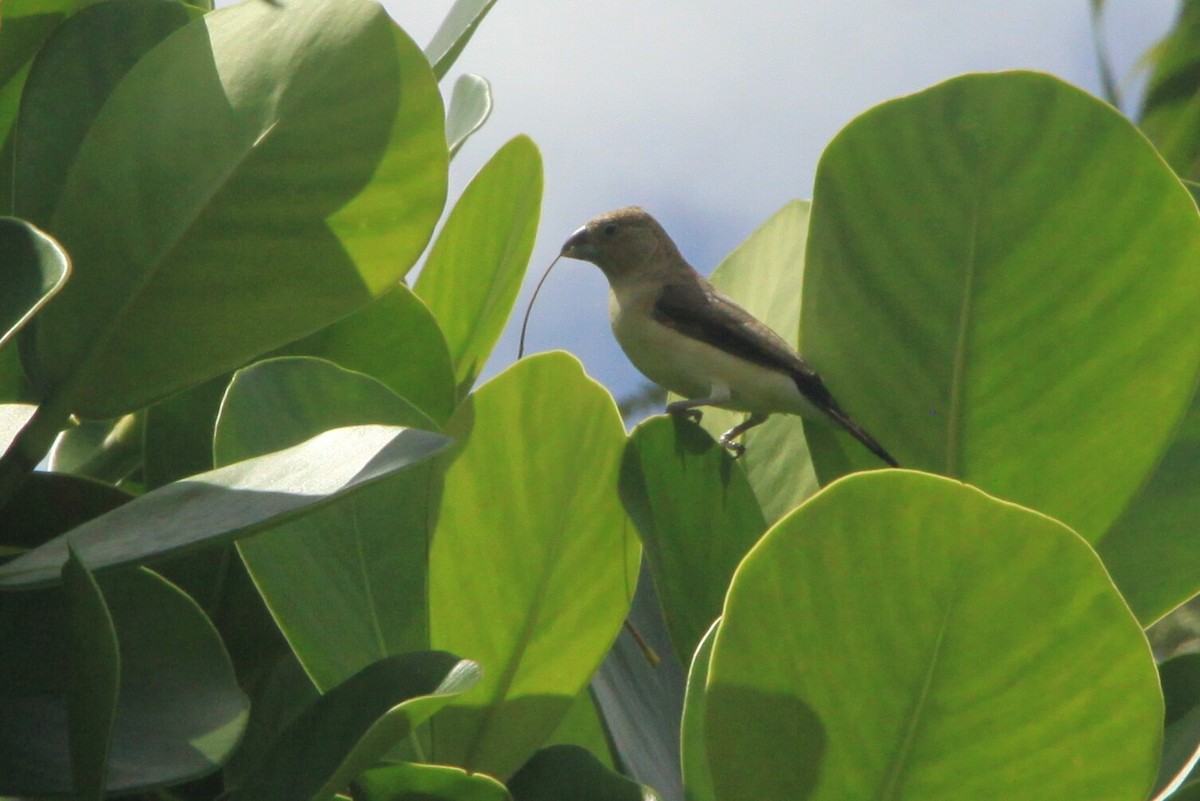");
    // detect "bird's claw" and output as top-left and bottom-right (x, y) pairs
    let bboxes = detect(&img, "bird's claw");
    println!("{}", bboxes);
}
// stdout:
(719, 433), (746, 458)
(669, 406), (703, 424)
